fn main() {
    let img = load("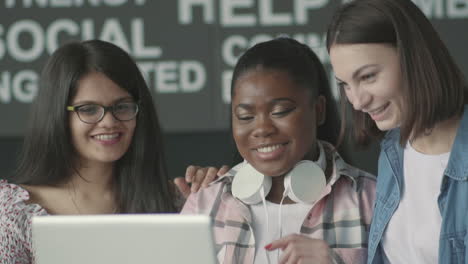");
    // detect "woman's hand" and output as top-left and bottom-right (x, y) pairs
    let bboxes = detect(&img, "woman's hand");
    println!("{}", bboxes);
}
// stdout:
(266, 234), (333, 264)
(174, 165), (230, 198)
